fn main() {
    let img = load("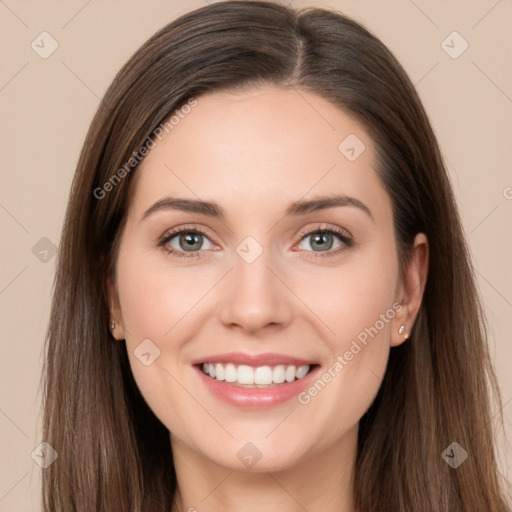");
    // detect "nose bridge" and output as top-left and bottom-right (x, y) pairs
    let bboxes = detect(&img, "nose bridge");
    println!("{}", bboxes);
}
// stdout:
(218, 237), (293, 332)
